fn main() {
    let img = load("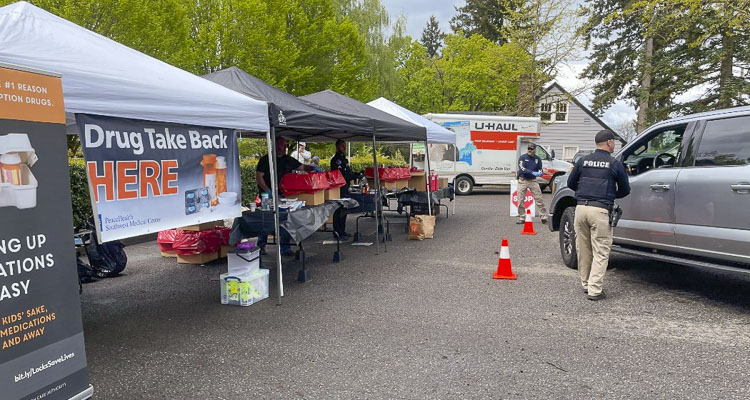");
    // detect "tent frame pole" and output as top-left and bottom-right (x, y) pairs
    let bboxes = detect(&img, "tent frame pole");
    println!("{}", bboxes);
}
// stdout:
(267, 126), (284, 305)
(371, 135), (381, 255)
(453, 145), (457, 215)
(425, 141), (433, 216)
